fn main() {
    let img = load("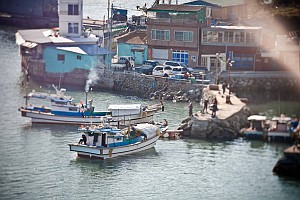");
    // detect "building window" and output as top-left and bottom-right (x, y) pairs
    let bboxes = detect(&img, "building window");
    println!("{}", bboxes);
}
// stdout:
(202, 30), (257, 45)
(201, 56), (207, 67)
(232, 54), (254, 68)
(207, 31), (213, 42)
(224, 31), (229, 43)
(218, 31), (223, 43)
(68, 23), (79, 34)
(235, 32), (240, 43)
(57, 54), (65, 61)
(151, 29), (170, 41)
(77, 55), (81, 60)
(202, 31), (207, 42)
(68, 4), (79, 15)
(246, 32), (251, 43)
(240, 32), (245, 43)
(172, 50), (189, 64)
(174, 31), (193, 42)
(229, 32), (234, 43)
